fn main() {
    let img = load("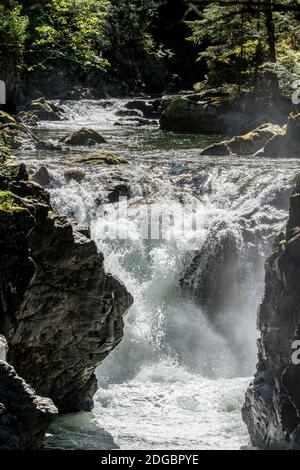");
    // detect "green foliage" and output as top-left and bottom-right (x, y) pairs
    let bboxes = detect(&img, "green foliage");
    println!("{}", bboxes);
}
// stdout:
(188, 4), (265, 87)
(262, 14), (300, 95)
(0, 3), (28, 67)
(188, 1), (300, 94)
(0, 190), (24, 212)
(0, 0), (160, 73)
(104, 0), (158, 54)
(29, 0), (110, 70)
